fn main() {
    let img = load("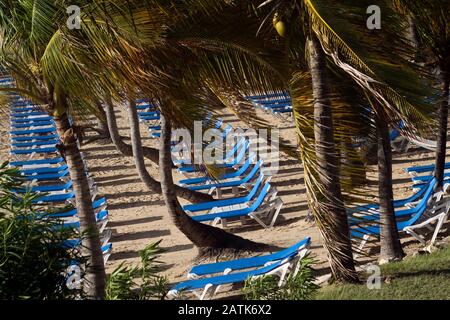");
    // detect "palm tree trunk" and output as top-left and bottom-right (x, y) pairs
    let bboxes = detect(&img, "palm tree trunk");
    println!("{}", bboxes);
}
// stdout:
(126, 99), (213, 203)
(104, 94), (160, 164)
(159, 114), (266, 255)
(375, 115), (404, 263)
(434, 68), (450, 189)
(95, 101), (111, 140)
(53, 105), (106, 299)
(308, 31), (359, 283)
